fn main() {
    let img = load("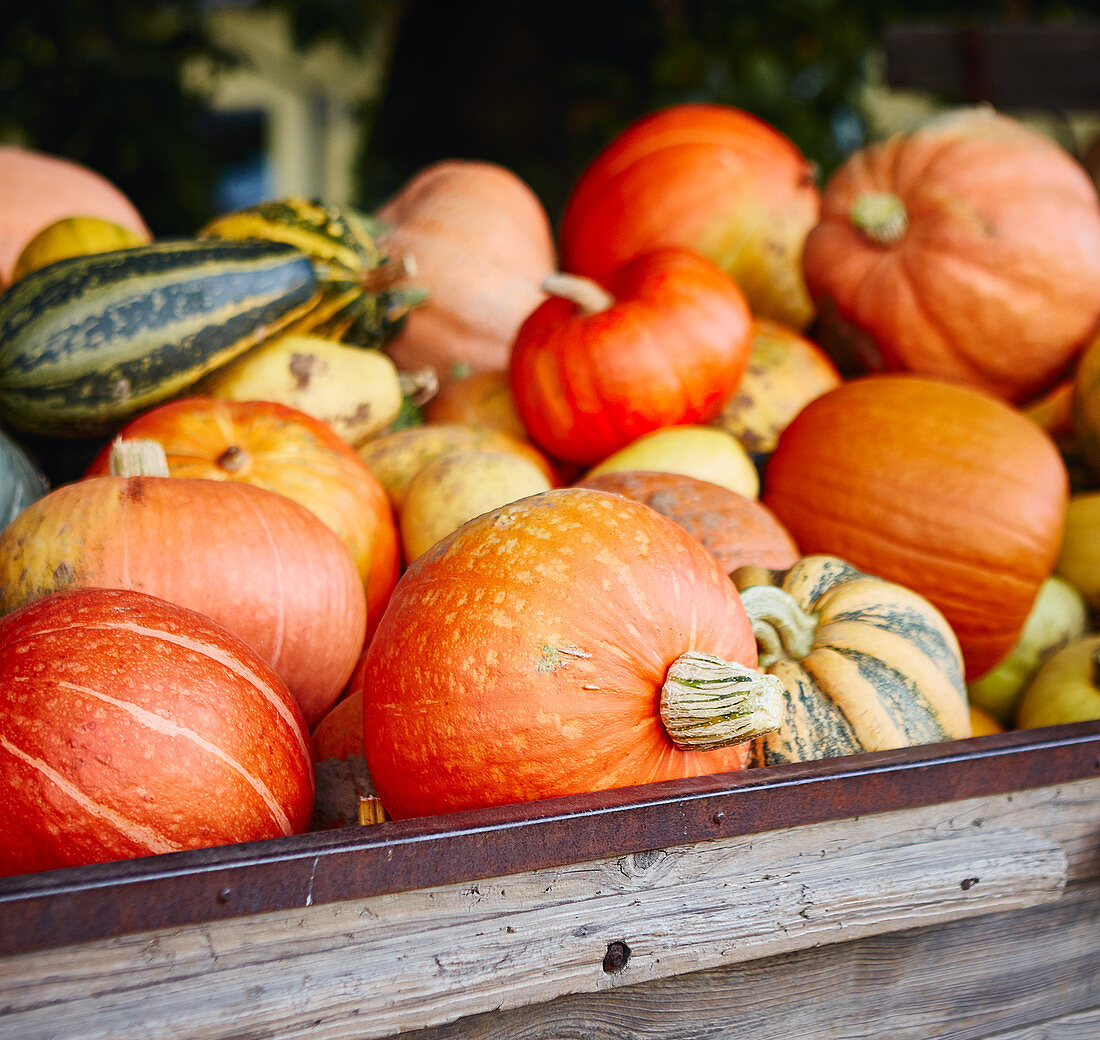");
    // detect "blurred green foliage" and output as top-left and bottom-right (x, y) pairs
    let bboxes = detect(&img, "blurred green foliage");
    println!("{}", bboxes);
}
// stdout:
(1, 0), (1094, 233)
